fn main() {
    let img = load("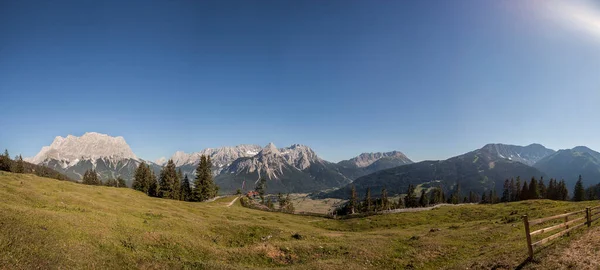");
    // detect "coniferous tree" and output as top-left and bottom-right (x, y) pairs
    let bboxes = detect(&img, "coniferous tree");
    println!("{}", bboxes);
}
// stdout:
(520, 180), (529, 200)
(116, 177), (127, 188)
(489, 190), (494, 204)
(558, 179), (569, 201)
(255, 177), (267, 202)
(0, 149), (11, 172)
(481, 192), (487, 204)
(105, 178), (117, 187)
(429, 187), (443, 205)
(508, 178), (515, 201)
(147, 169), (159, 197)
(159, 159), (180, 199)
(205, 156), (218, 198)
(529, 177), (539, 199)
(381, 188), (389, 210)
(573, 175), (585, 202)
(405, 184), (418, 208)
(180, 174), (192, 201)
(501, 179), (511, 202)
(585, 186), (596, 201)
(364, 188), (372, 212)
(14, 155), (24, 173)
(450, 183), (461, 204)
(515, 176), (522, 201)
(283, 193), (295, 213)
(132, 162), (149, 192)
(193, 155), (219, 202)
(349, 185), (357, 214)
(419, 189), (428, 207)
(538, 177), (547, 199)
(82, 169), (100, 185)
(277, 193), (285, 209)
